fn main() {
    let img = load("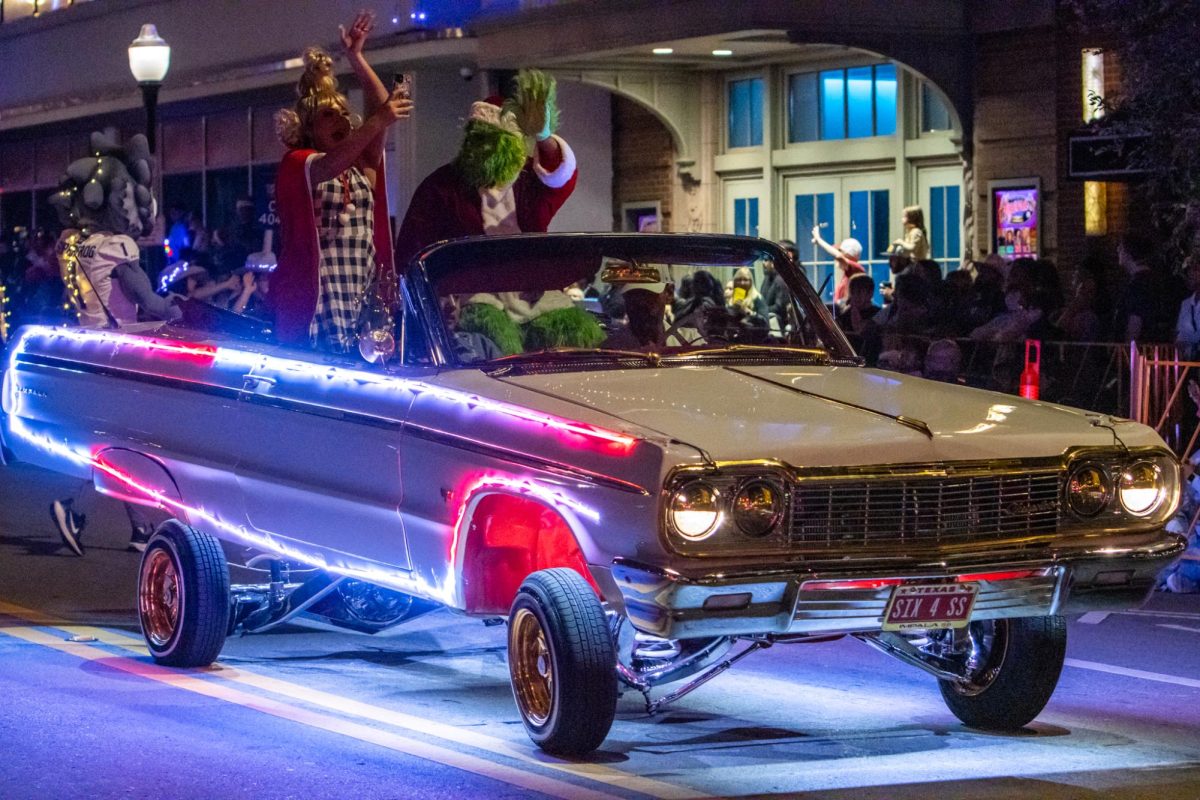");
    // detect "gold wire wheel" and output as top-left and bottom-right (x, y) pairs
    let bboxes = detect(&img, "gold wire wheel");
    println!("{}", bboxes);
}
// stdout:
(140, 548), (180, 648)
(510, 607), (554, 726)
